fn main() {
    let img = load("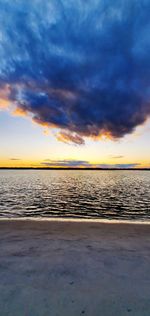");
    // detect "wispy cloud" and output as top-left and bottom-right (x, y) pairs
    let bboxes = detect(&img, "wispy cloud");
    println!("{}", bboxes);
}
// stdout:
(99, 163), (140, 169)
(9, 158), (21, 161)
(56, 131), (85, 145)
(111, 155), (124, 159)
